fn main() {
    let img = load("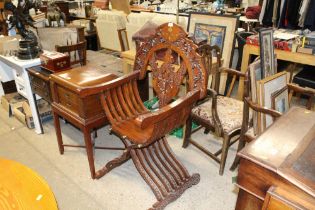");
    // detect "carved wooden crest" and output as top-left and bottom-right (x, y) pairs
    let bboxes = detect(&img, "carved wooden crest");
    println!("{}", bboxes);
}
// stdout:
(133, 23), (207, 106)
